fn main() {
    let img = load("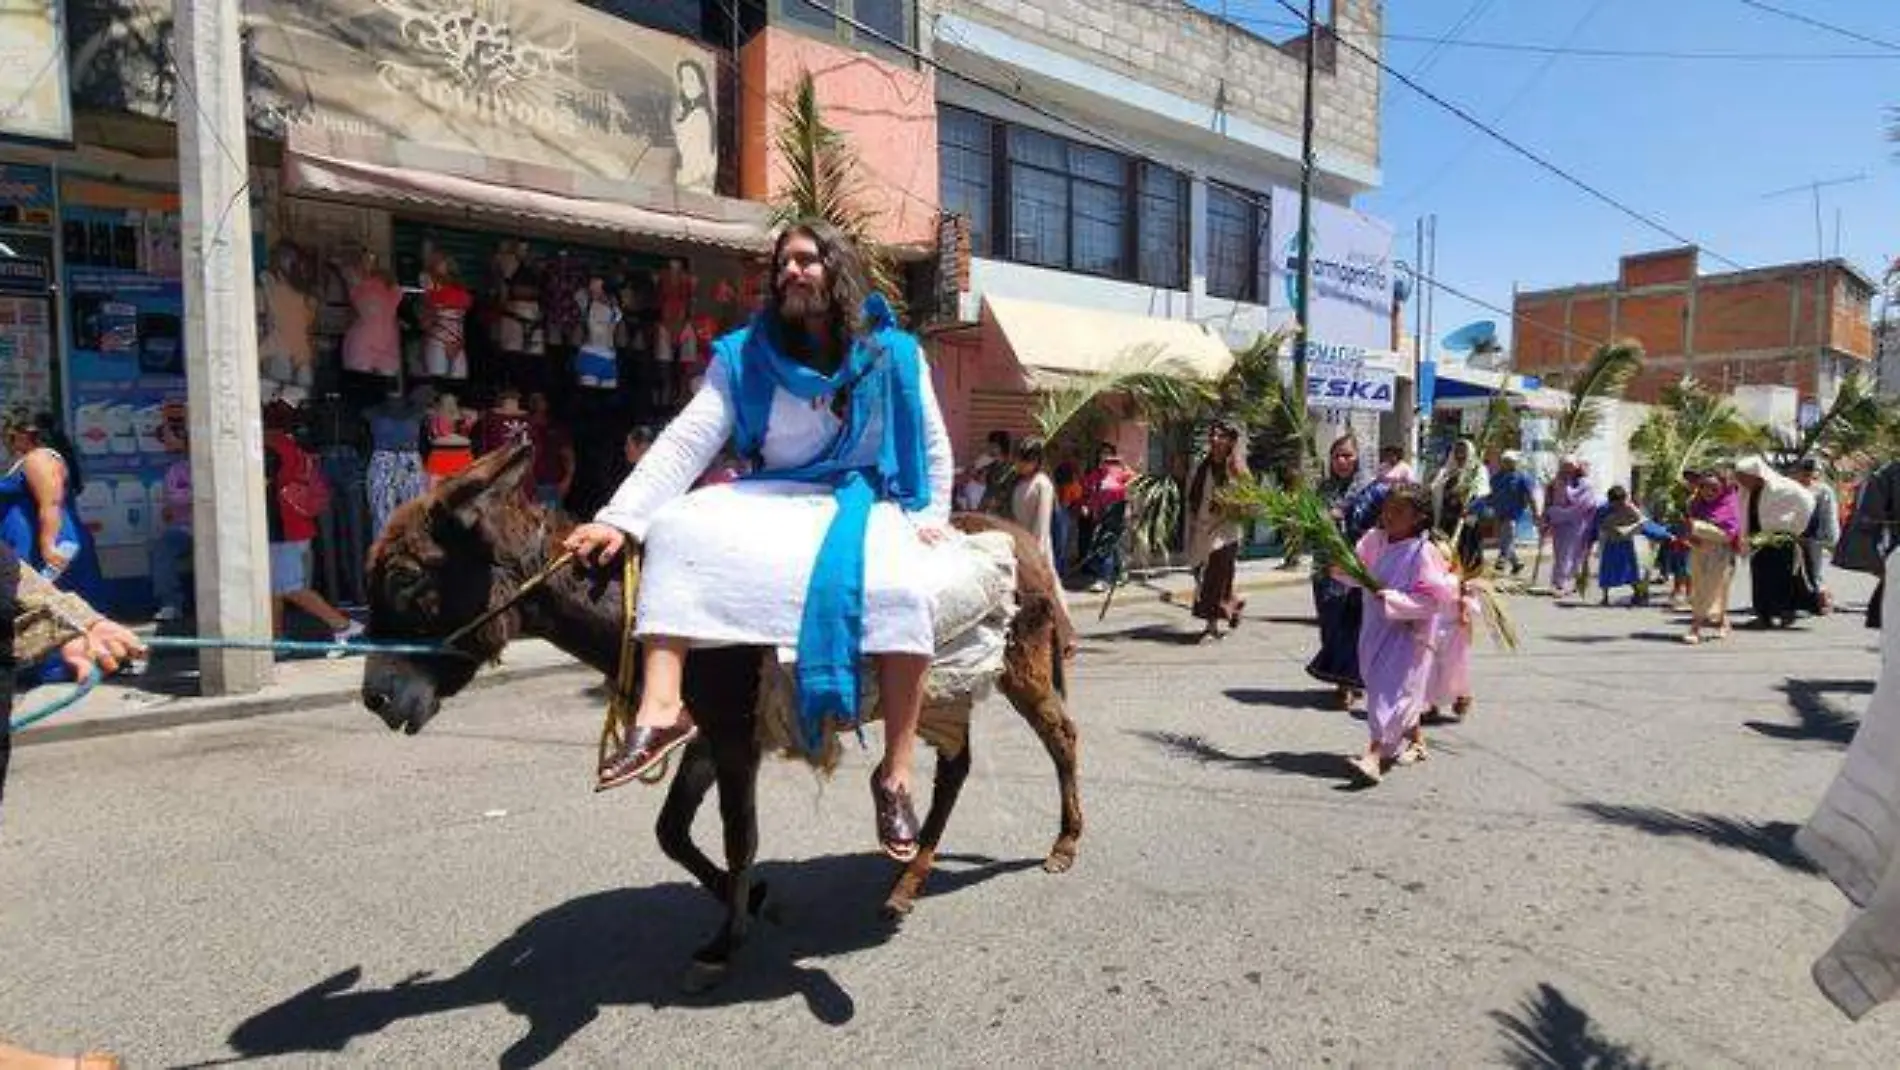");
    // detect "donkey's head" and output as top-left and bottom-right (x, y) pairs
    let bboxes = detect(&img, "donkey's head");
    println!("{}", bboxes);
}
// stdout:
(360, 443), (548, 734)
